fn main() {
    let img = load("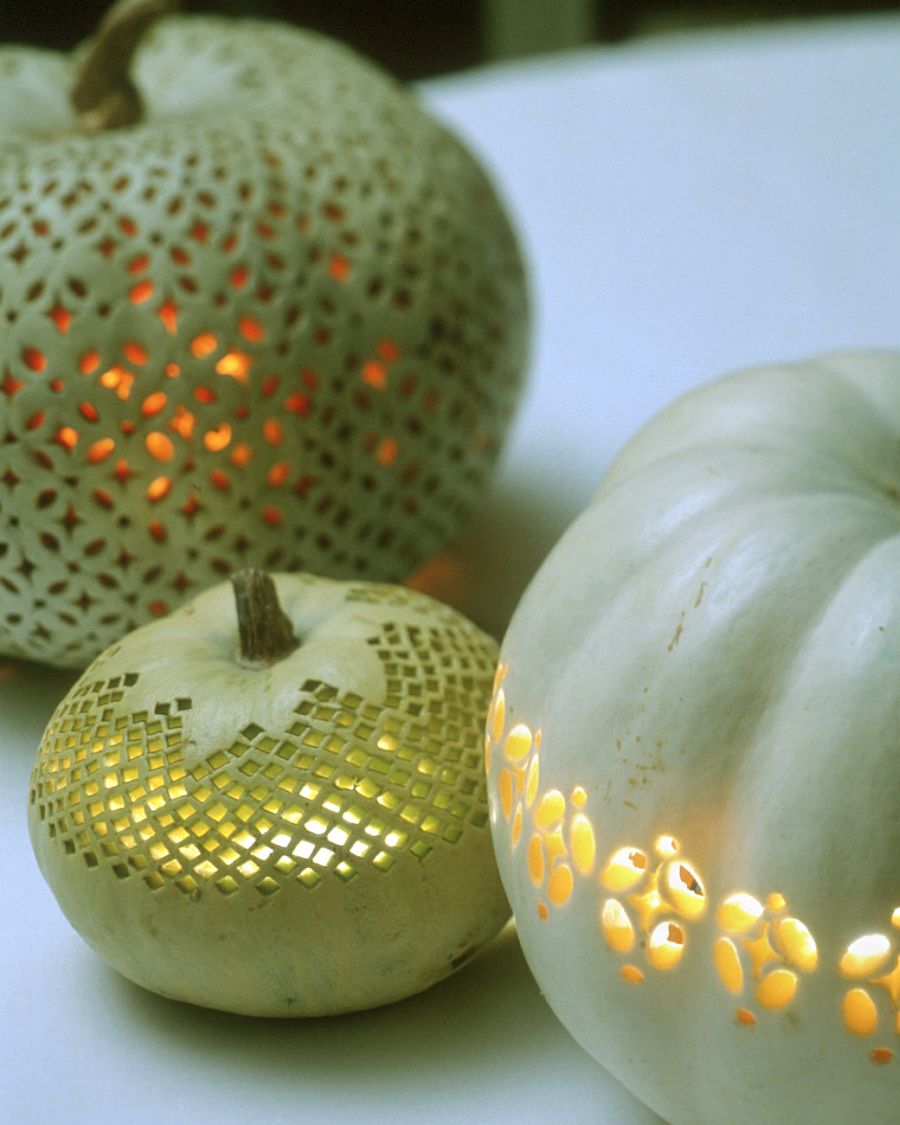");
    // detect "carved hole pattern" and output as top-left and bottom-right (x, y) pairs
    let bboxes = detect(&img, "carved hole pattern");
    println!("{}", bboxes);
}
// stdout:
(486, 663), (900, 1065)
(29, 609), (496, 898)
(0, 19), (528, 666)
